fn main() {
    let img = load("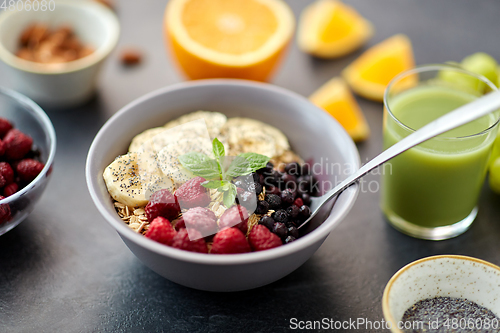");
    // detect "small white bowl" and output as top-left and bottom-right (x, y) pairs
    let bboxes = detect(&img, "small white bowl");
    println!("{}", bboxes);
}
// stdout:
(0, 0), (119, 107)
(86, 79), (360, 291)
(383, 255), (500, 332)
